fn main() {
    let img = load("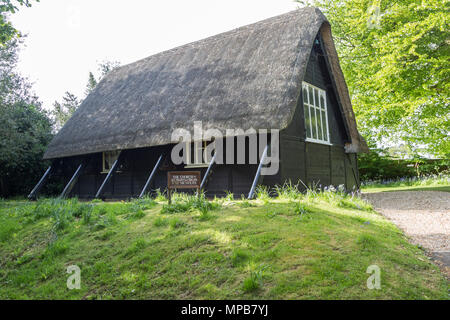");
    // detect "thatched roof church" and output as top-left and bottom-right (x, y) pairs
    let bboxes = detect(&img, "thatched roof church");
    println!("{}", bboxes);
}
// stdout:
(31, 7), (367, 200)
